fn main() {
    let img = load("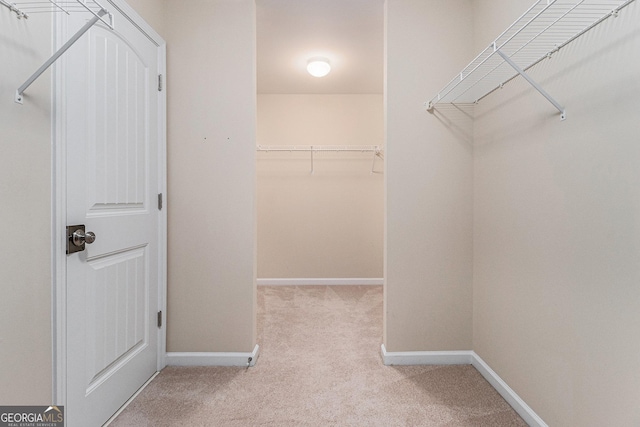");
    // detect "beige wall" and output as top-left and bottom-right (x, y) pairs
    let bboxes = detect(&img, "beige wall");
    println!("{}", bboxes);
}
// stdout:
(257, 94), (383, 279)
(384, 0), (474, 351)
(472, 0), (640, 425)
(127, 0), (166, 38)
(0, 9), (52, 404)
(164, 0), (257, 352)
